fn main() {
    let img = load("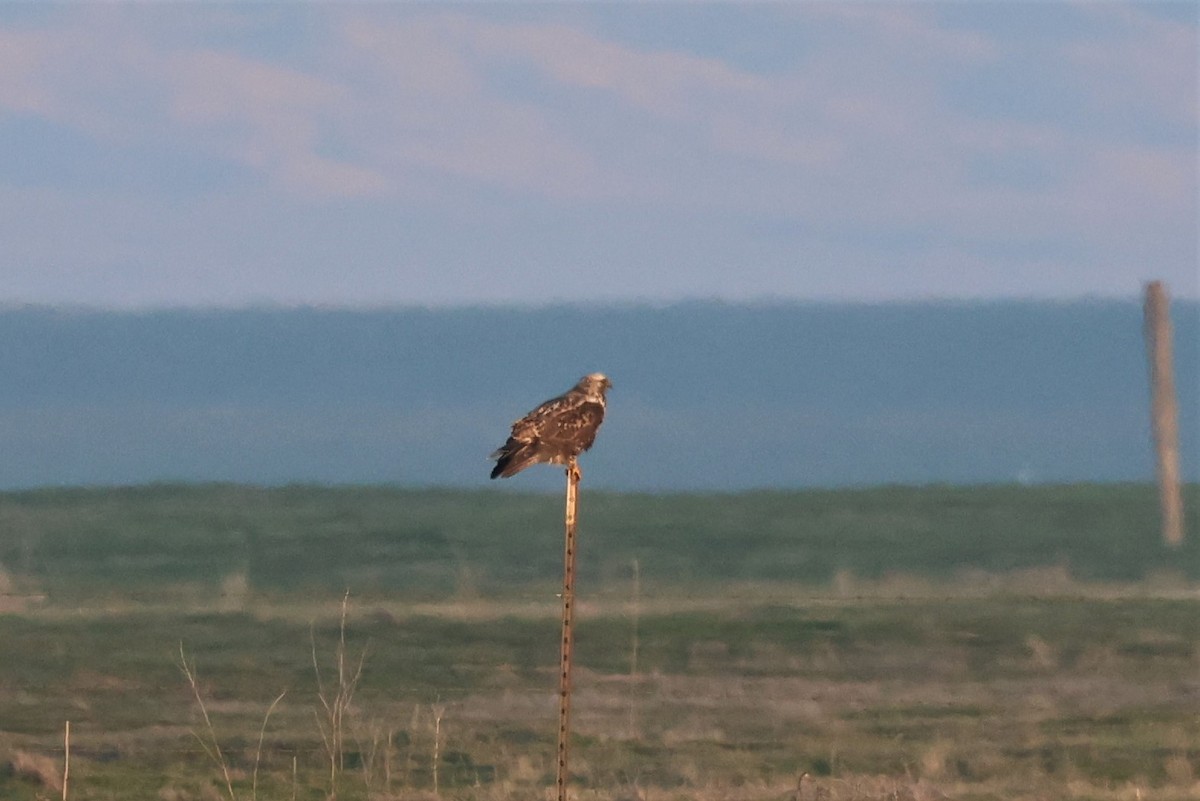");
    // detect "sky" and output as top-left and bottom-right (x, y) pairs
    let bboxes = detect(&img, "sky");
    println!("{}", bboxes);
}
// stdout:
(0, 2), (1196, 308)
